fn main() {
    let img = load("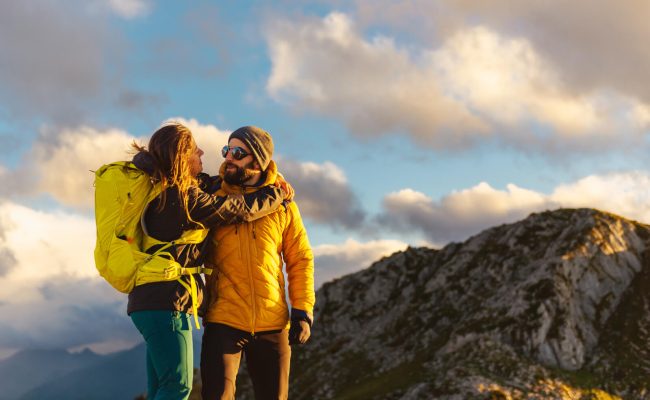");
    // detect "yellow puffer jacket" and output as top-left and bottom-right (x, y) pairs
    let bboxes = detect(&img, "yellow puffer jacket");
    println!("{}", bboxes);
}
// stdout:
(204, 161), (315, 333)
